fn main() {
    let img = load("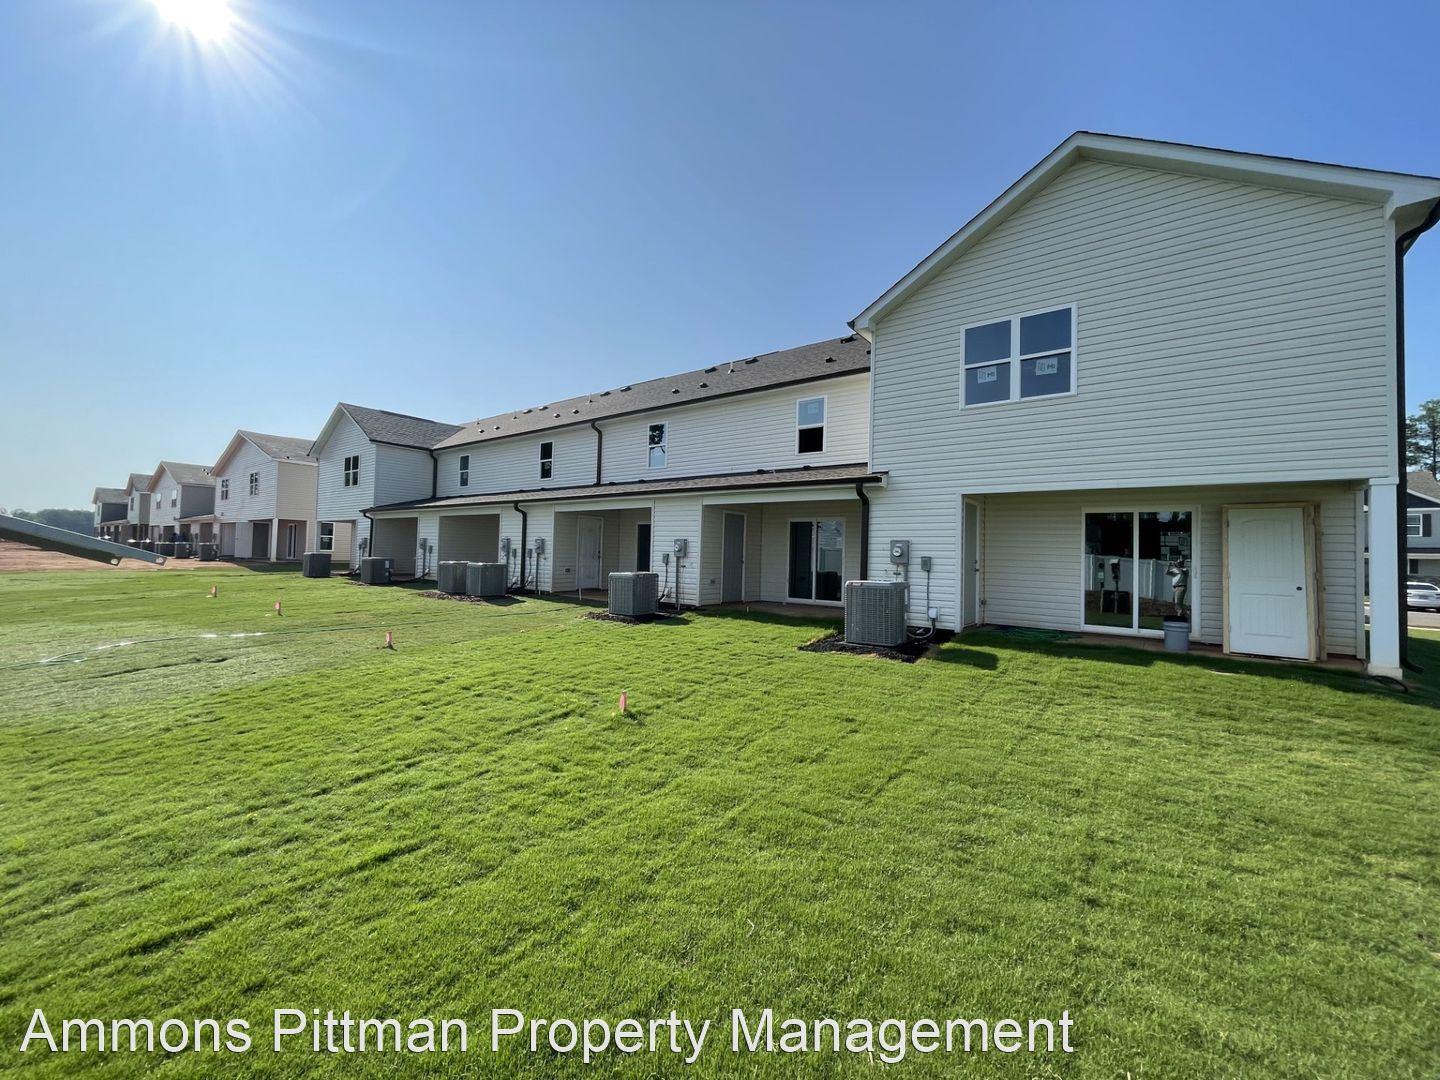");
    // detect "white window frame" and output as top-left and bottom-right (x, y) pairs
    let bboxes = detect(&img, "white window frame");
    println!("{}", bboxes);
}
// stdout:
(319, 522), (334, 551)
(959, 303), (1077, 410)
(171, 490), (177, 508)
(219, 478), (229, 501)
(459, 454), (470, 488)
(796, 395), (826, 455)
(343, 455), (360, 488)
(539, 441), (553, 480)
(1409, 513), (1424, 538)
(1079, 504), (1199, 639)
(248, 472), (259, 497)
(647, 423), (668, 469)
